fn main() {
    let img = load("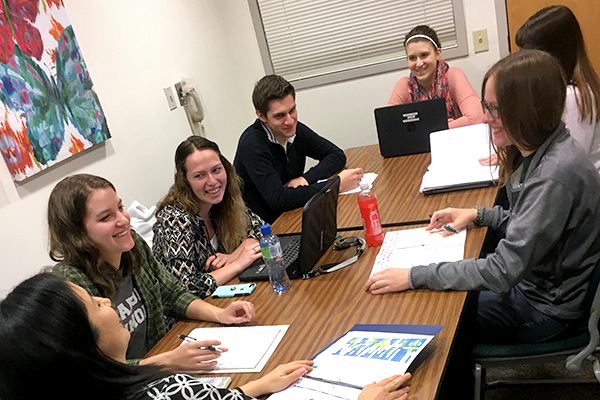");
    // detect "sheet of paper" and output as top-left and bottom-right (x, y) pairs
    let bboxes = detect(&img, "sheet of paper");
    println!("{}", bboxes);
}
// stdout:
(340, 172), (378, 195)
(420, 124), (498, 192)
(269, 376), (362, 400)
(182, 325), (288, 373)
(370, 227), (466, 277)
